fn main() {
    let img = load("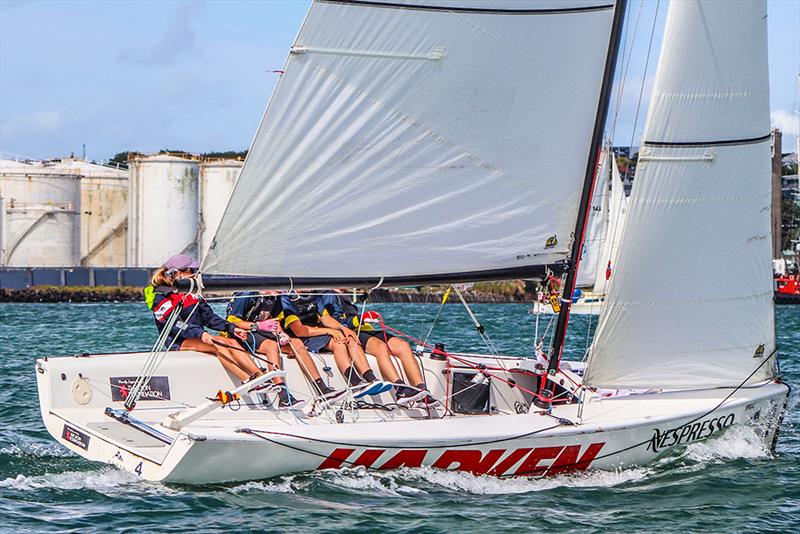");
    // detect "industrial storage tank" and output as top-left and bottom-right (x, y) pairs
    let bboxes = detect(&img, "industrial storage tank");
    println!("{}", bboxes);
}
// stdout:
(198, 158), (242, 260)
(0, 158), (81, 267)
(48, 158), (128, 267)
(128, 154), (199, 267)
